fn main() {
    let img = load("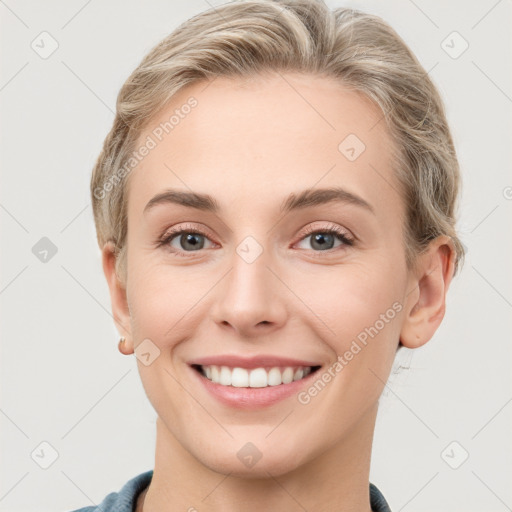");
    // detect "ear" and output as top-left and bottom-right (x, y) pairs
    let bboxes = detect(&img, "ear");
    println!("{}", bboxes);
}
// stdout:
(400, 235), (456, 349)
(102, 241), (134, 355)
